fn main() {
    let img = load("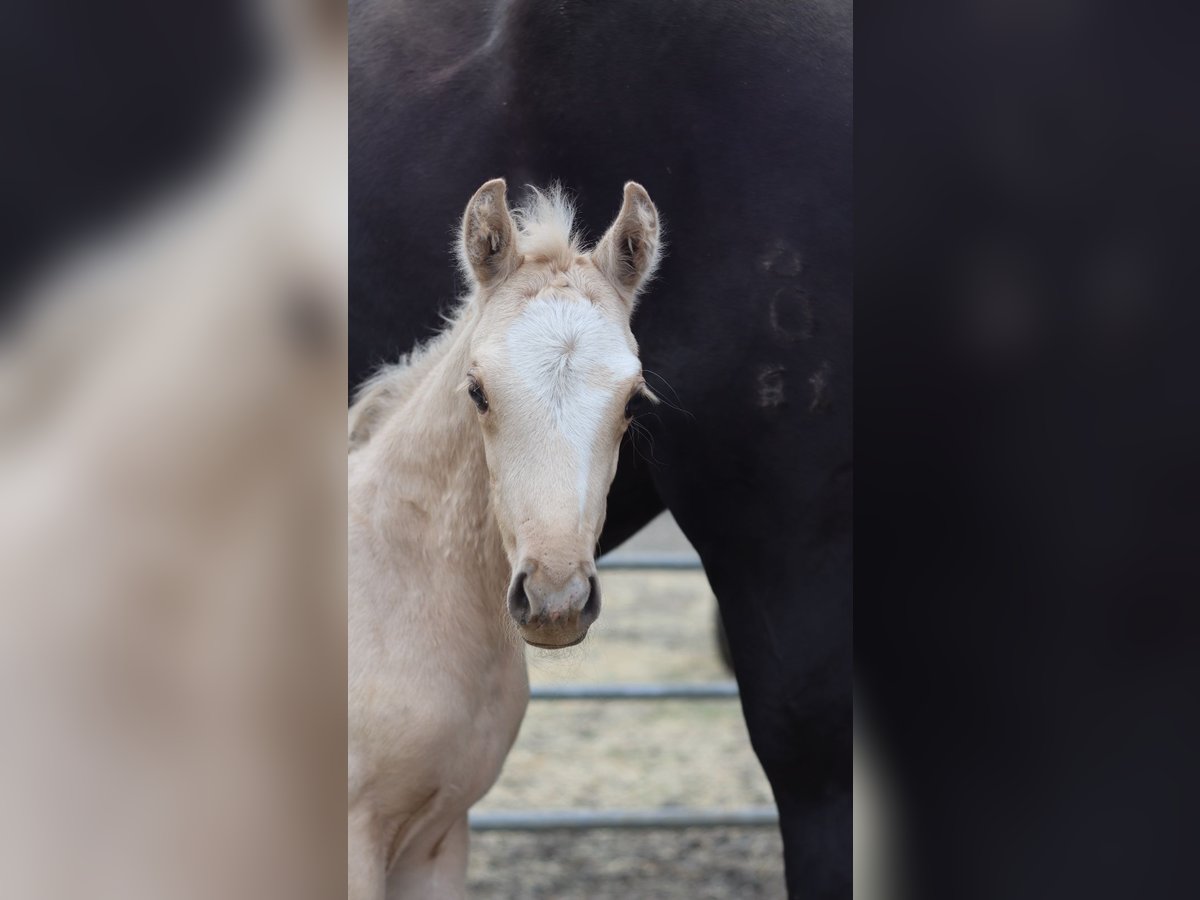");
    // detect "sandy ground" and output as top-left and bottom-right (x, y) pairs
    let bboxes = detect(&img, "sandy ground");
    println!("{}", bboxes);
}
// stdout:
(467, 514), (787, 898)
